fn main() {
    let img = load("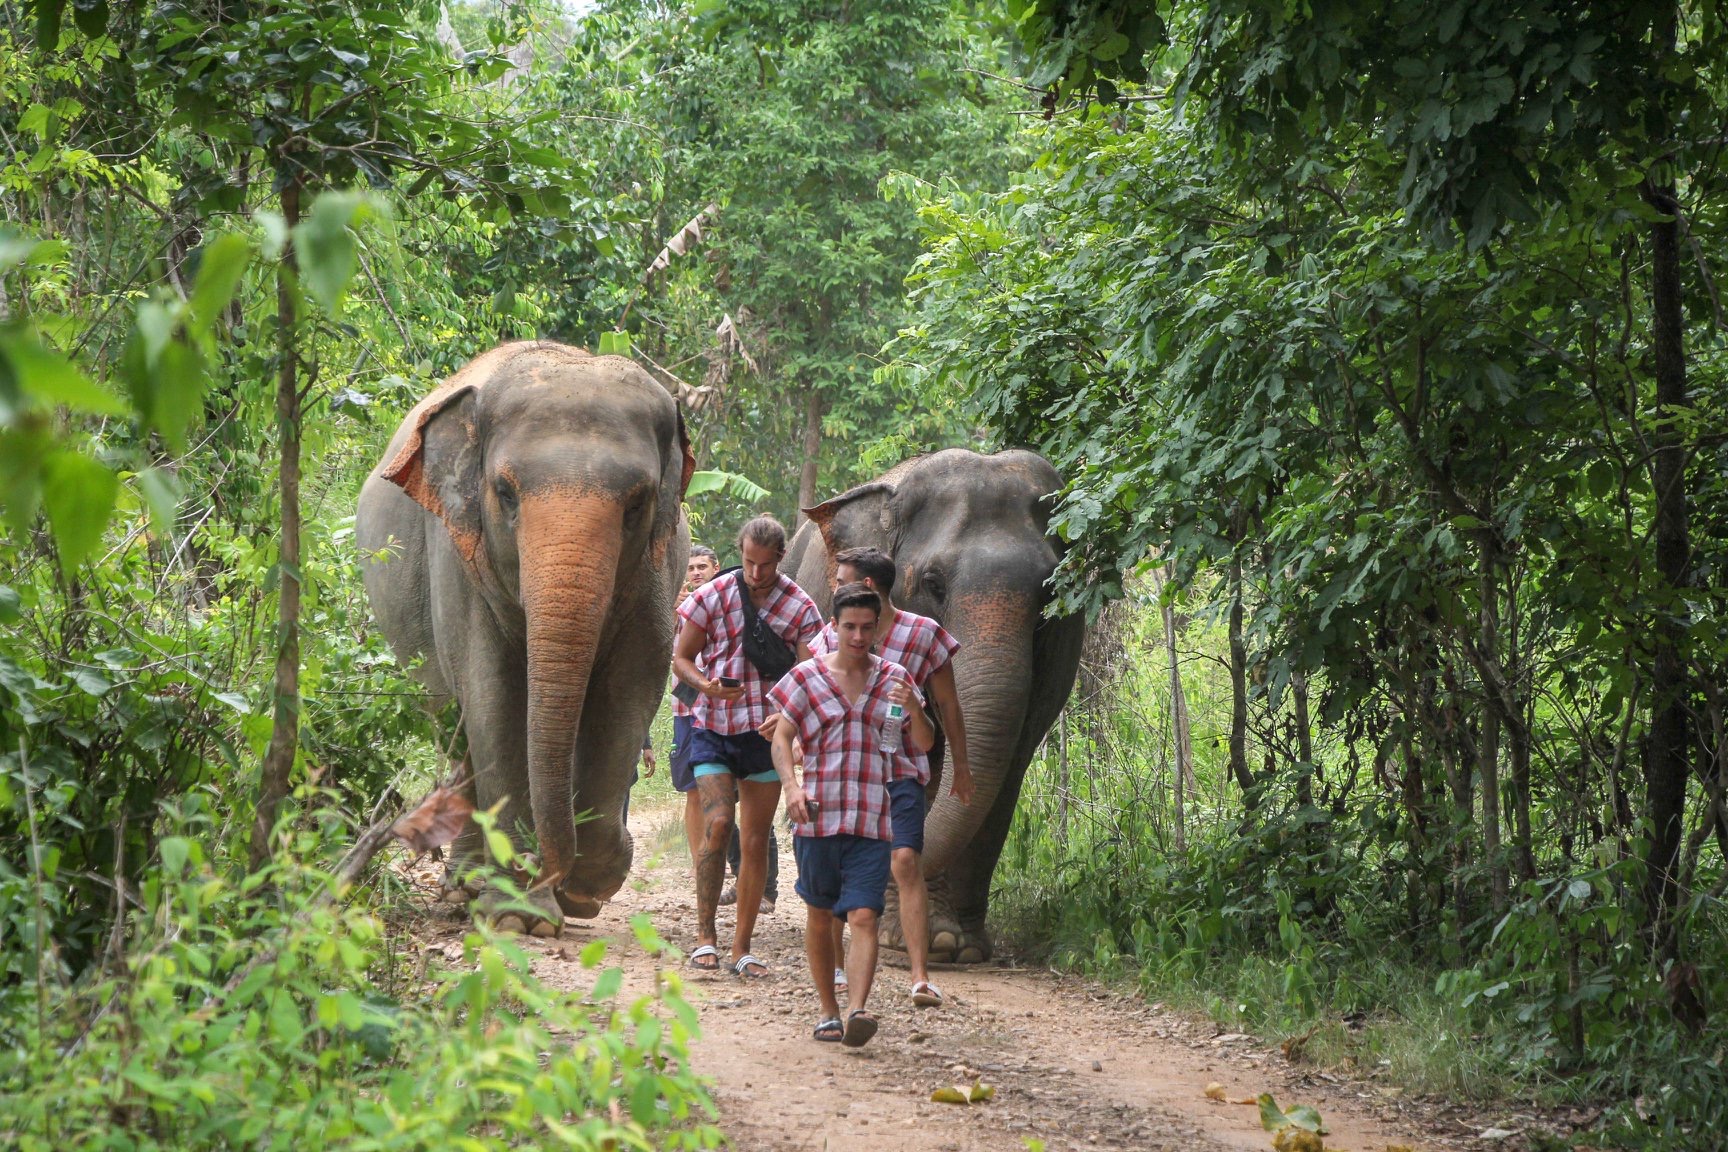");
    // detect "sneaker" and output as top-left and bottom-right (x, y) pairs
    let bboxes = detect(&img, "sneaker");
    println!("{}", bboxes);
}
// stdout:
(719, 883), (737, 906)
